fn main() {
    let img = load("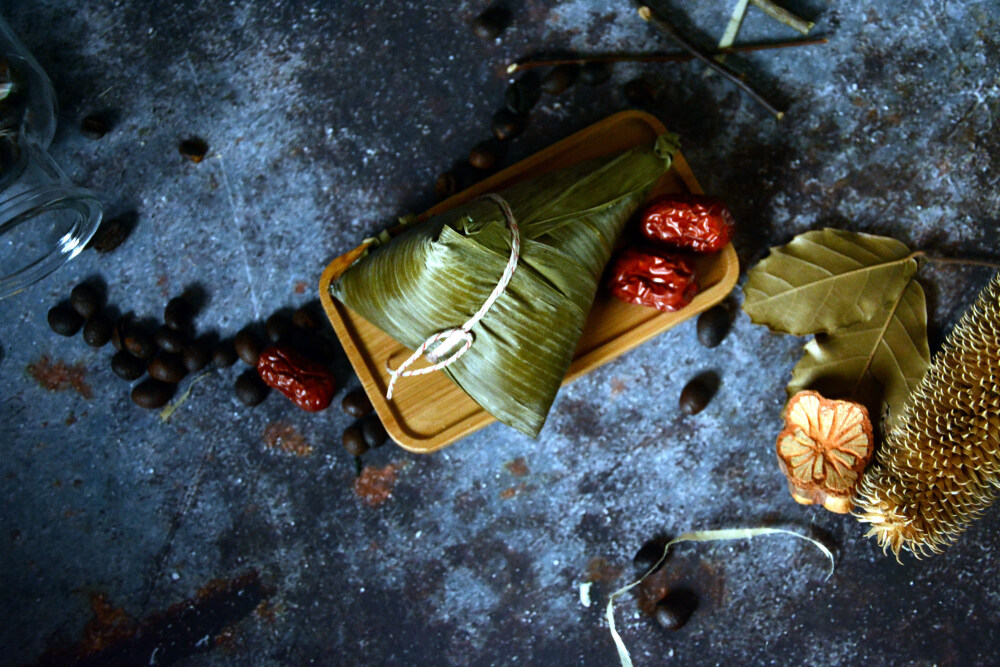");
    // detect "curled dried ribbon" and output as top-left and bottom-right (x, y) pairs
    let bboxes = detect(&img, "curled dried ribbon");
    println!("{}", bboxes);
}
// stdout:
(385, 193), (520, 400)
